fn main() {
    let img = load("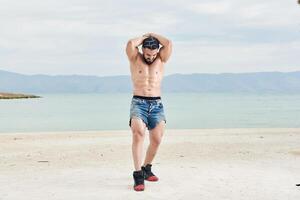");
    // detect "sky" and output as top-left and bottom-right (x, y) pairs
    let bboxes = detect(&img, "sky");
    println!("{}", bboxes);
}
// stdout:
(0, 0), (300, 76)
